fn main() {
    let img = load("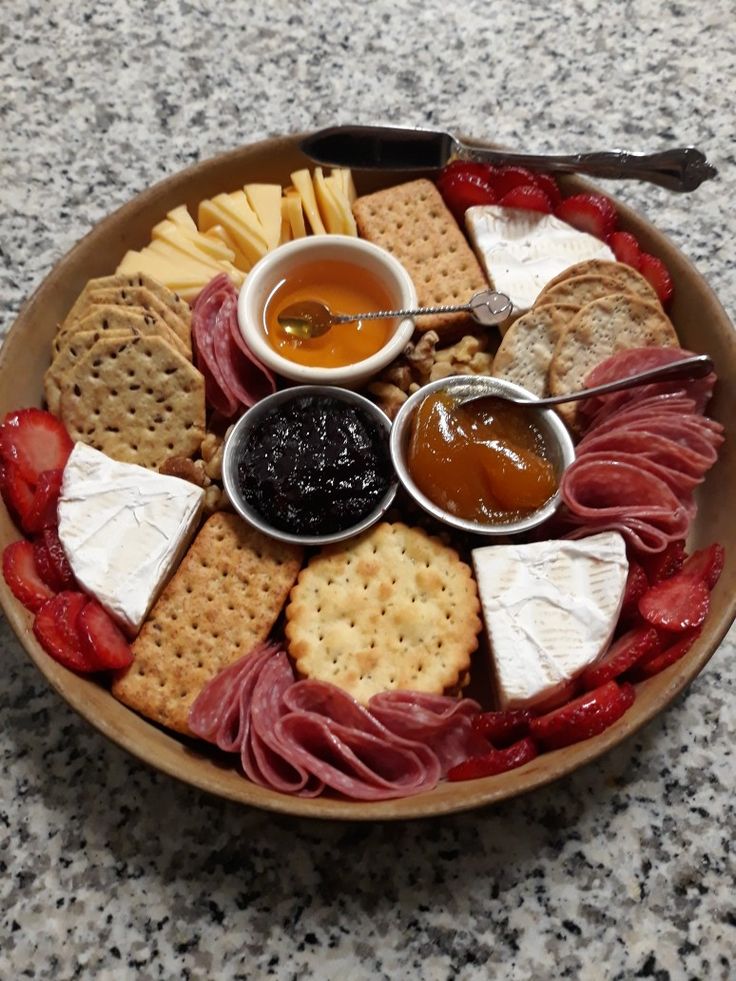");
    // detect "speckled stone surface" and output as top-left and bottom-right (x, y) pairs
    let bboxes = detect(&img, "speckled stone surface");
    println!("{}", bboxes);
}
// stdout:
(1, 1), (735, 978)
